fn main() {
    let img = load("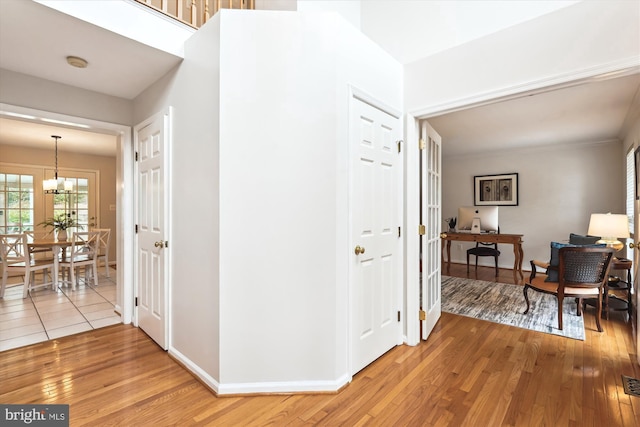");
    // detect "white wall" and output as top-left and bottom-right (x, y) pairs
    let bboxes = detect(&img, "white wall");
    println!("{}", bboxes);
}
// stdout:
(405, 0), (640, 115)
(134, 17), (222, 380)
(134, 9), (402, 394)
(217, 10), (402, 392)
(360, 0), (579, 64)
(0, 69), (132, 125)
(441, 140), (624, 269)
